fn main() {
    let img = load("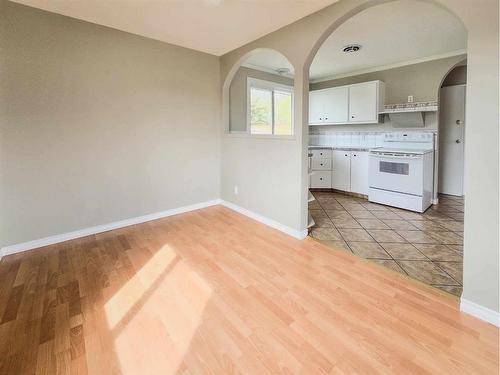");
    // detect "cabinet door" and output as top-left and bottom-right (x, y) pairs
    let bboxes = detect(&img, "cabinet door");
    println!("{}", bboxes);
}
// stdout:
(350, 151), (369, 195)
(309, 90), (325, 124)
(323, 87), (348, 124)
(349, 82), (378, 123)
(332, 150), (351, 192)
